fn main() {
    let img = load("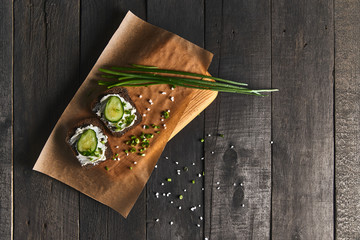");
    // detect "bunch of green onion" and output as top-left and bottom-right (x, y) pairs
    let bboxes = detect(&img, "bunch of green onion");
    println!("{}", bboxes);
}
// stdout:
(98, 64), (278, 96)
